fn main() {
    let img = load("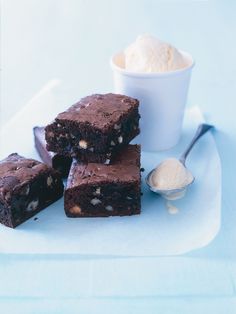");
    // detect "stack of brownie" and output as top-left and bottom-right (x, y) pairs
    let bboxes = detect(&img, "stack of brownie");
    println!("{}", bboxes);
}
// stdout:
(41, 93), (141, 217)
(0, 93), (141, 229)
